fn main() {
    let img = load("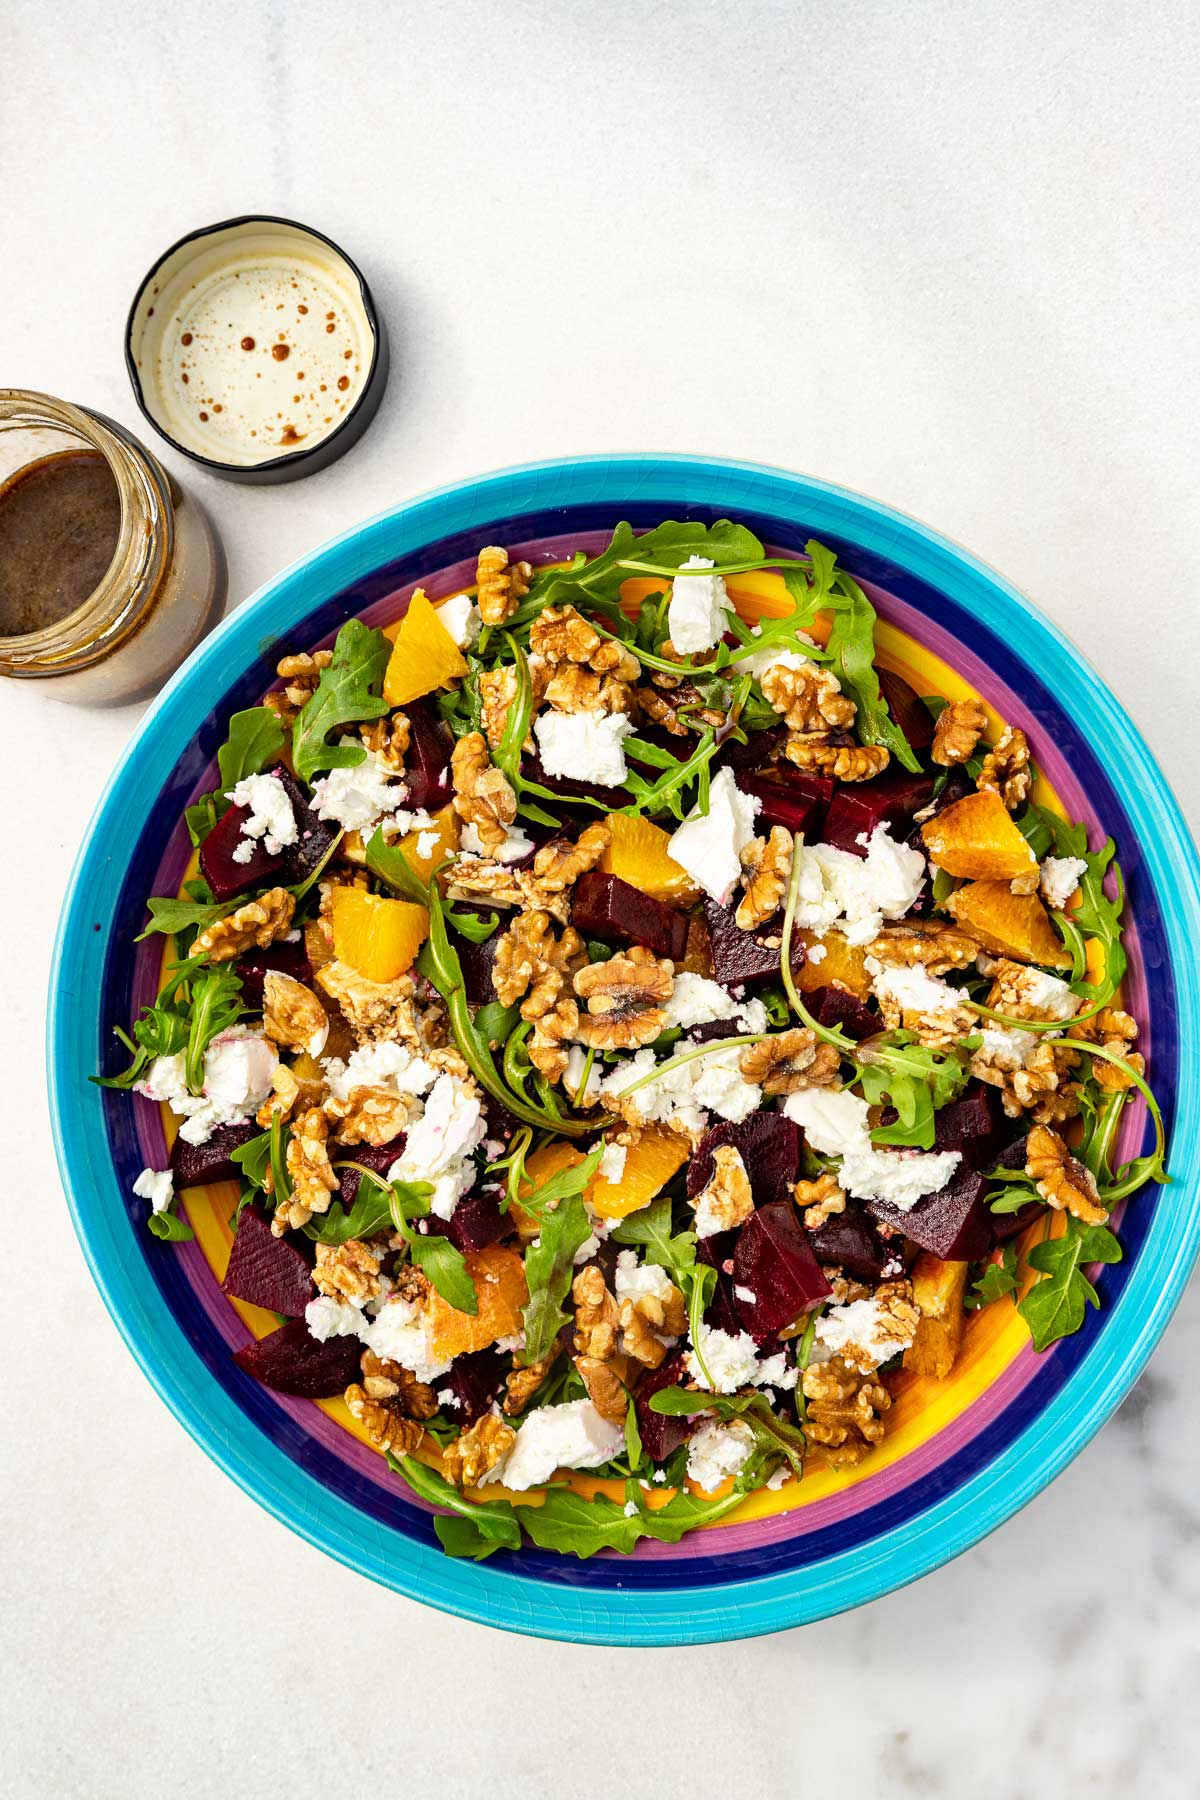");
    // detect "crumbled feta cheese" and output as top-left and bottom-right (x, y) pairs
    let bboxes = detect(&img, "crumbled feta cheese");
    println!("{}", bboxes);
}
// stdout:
(978, 1024), (1038, 1070)
(437, 1387), (462, 1410)
(494, 1332), (526, 1355)
(603, 1042), (761, 1139)
(791, 828), (927, 945)
(534, 710), (634, 787)
(666, 555), (734, 654)
(137, 1030), (279, 1146)
(685, 1324), (762, 1394)
(1019, 968), (1081, 1019)
(415, 829), (440, 859)
(1040, 854), (1088, 910)
(598, 1142), (628, 1184)
(563, 1045), (602, 1105)
(807, 942), (827, 965)
(132, 1166), (174, 1214)
(389, 1073), (486, 1219)
(323, 1040), (440, 1103)
(733, 1284), (756, 1305)
(686, 1419), (756, 1492)
(667, 769), (762, 905)
(434, 592), (482, 648)
(459, 820), (534, 863)
(363, 1295), (453, 1383)
(754, 1350), (798, 1390)
(623, 1499), (639, 1517)
(663, 971), (767, 1035)
(869, 961), (964, 1016)
(765, 1465), (791, 1490)
(483, 1399), (625, 1490)
(815, 1295), (917, 1370)
(310, 746), (410, 834)
(738, 626), (819, 681)
(573, 1232), (602, 1264)
(305, 1295), (365, 1341)
(226, 772), (298, 864)
(614, 1249), (677, 1311)
(783, 1086), (960, 1213)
